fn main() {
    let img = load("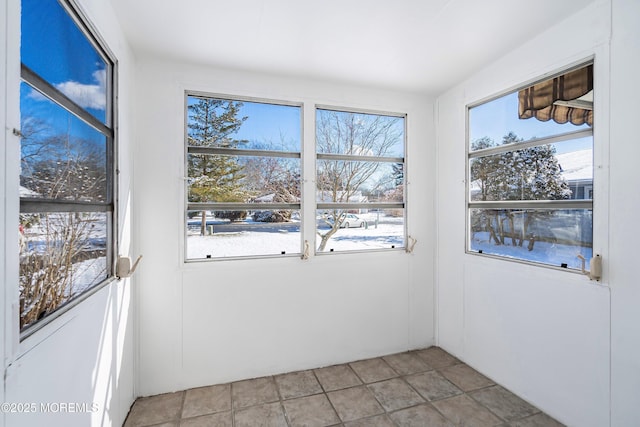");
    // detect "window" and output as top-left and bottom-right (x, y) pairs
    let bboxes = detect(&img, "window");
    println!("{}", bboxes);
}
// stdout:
(467, 63), (593, 270)
(19, 0), (116, 332)
(185, 94), (302, 260)
(315, 108), (406, 253)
